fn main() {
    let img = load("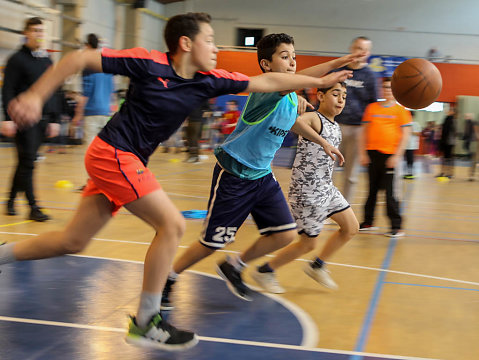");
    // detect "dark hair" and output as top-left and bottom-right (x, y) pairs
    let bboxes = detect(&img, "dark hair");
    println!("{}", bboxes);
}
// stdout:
(164, 12), (211, 55)
(317, 81), (346, 94)
(227, 100), (238, 105)
(86, 33), (99, 49)
(24, 17), (43, 31)
(383, 76), (392, 83)
(256, 33), (294, 72)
